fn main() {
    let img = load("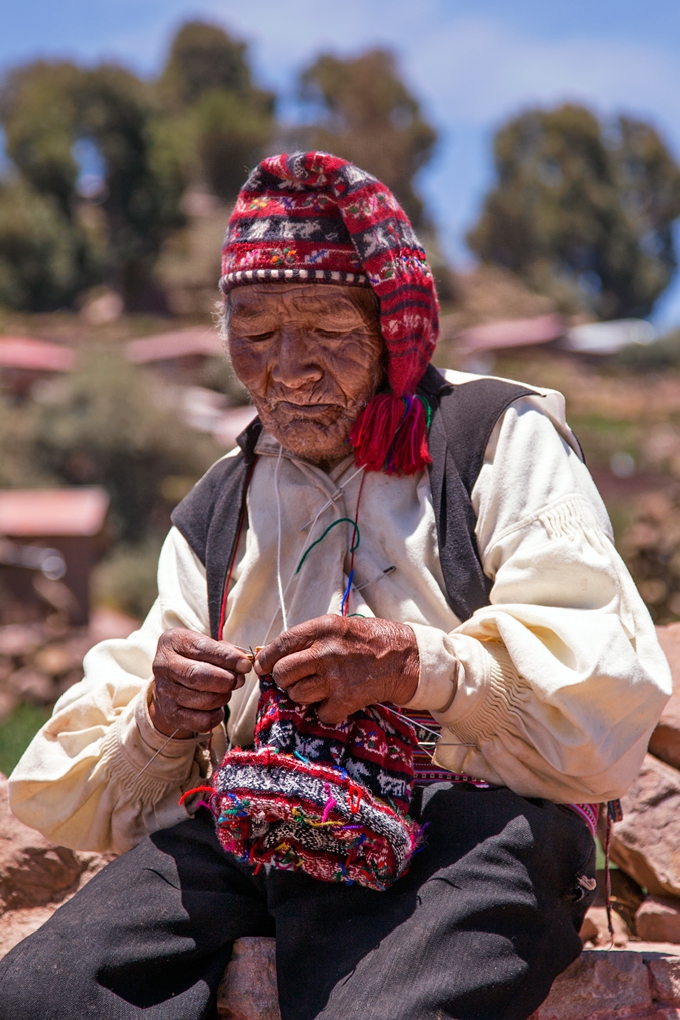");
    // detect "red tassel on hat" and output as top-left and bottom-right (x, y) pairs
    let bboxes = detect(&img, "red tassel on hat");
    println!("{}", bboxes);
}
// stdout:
(350, 393), (432, 475)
